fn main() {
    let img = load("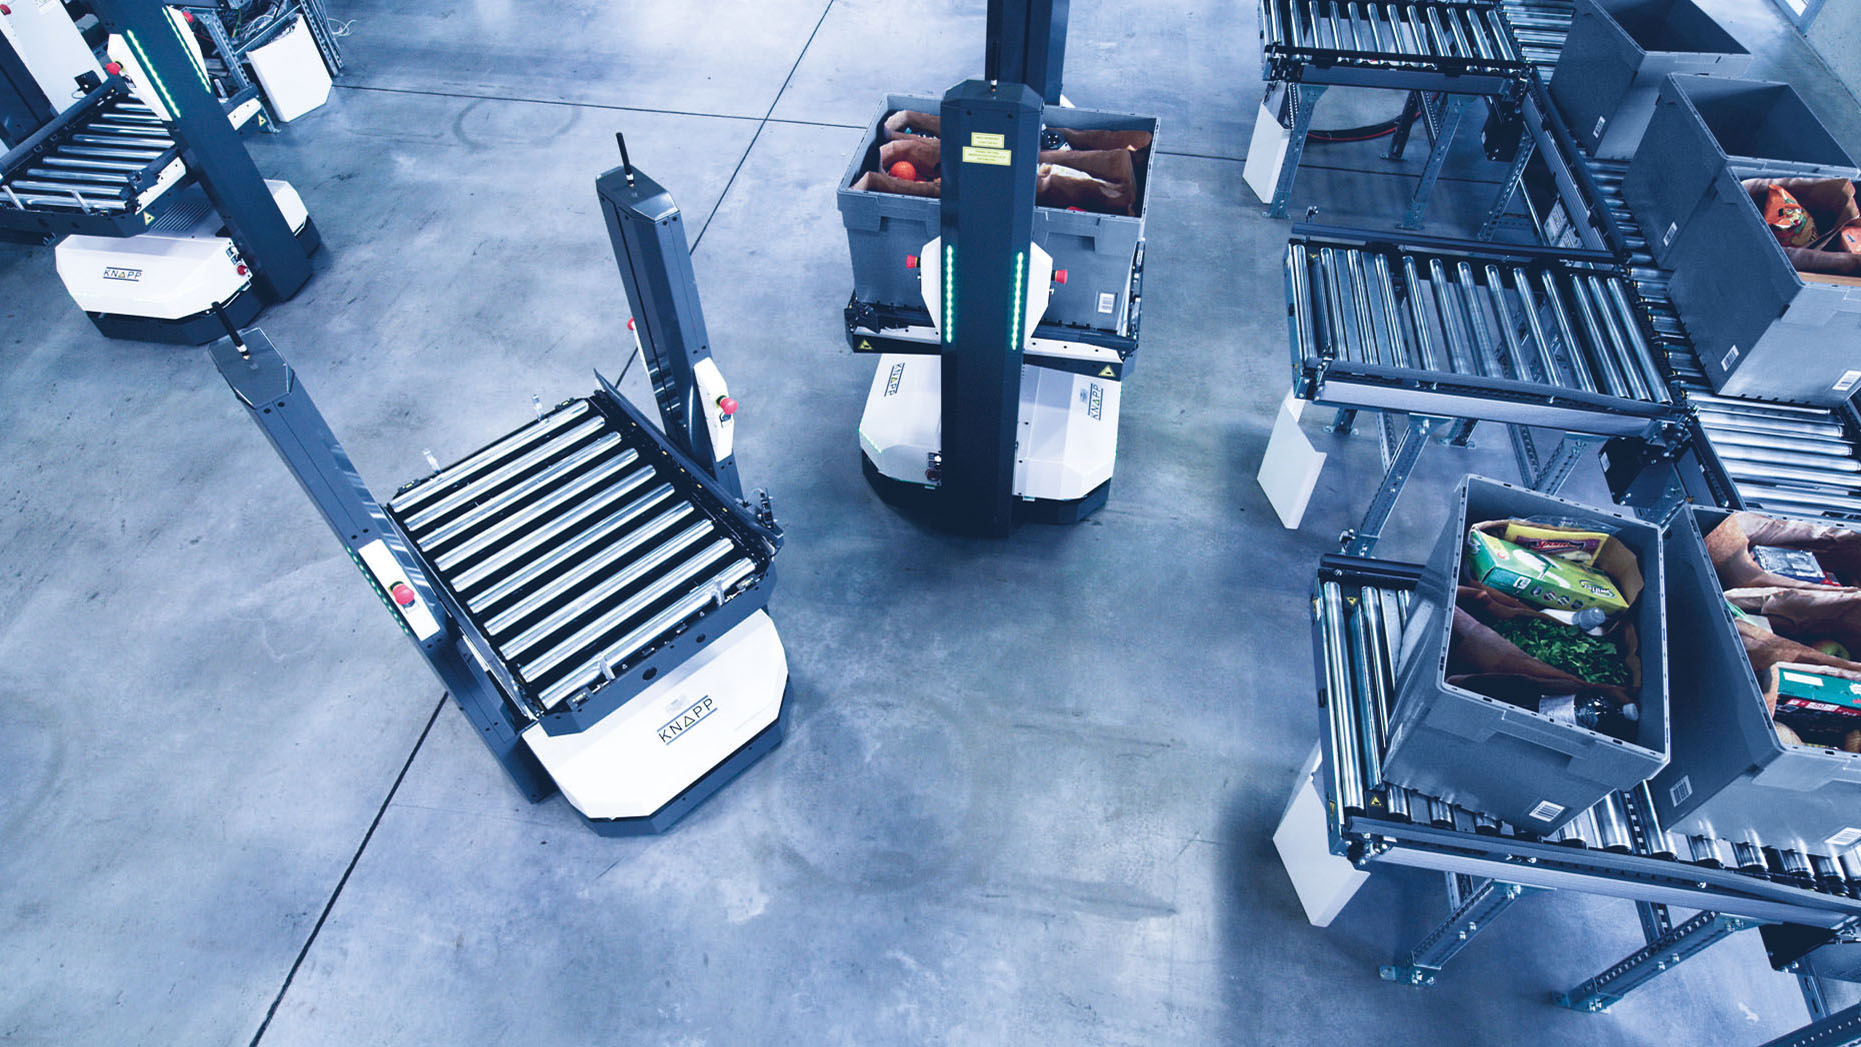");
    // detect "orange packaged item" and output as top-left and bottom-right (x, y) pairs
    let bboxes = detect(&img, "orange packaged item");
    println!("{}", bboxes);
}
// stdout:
(1839, 218), (1861, 254)
(1764, 184), (1819, 248)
